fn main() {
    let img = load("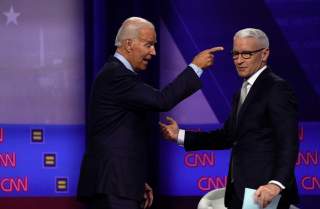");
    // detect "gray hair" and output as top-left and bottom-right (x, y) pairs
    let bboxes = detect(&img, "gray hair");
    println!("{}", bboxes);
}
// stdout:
(234, 28), (269, 48)
(115, 17), (154, 47)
